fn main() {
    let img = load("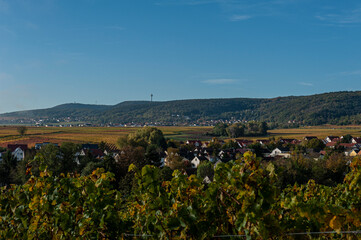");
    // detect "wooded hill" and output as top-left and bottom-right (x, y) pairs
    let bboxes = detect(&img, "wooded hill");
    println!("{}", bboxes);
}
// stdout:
(1, 91), (361, 125)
